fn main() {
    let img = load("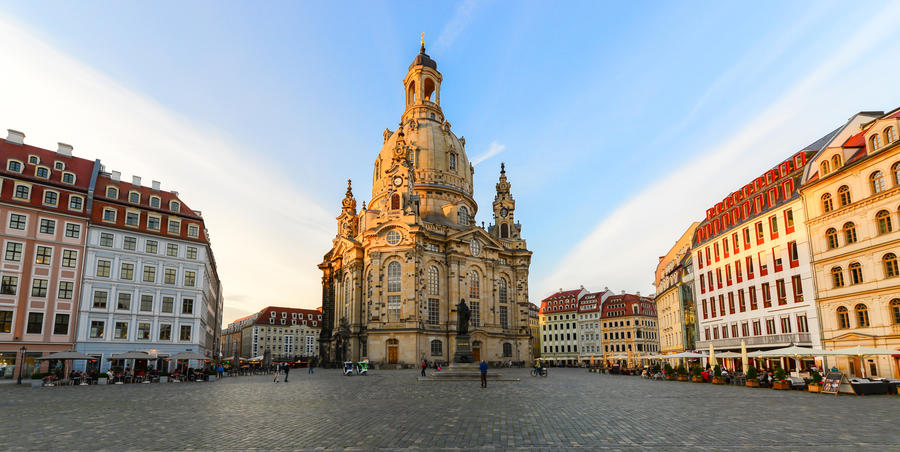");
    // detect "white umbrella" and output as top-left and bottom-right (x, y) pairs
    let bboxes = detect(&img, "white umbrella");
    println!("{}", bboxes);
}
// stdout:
(827, 345), (899, 378)
(37, 351), (94, 360)
(741, 340), (748, 374)
(708, 344), (716, 369)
